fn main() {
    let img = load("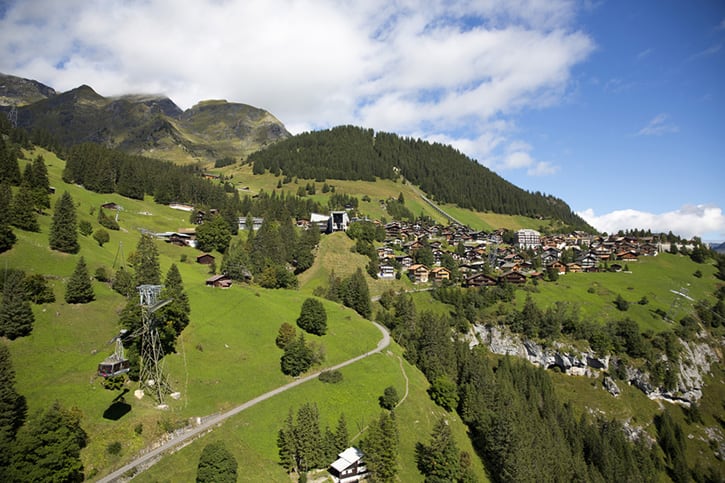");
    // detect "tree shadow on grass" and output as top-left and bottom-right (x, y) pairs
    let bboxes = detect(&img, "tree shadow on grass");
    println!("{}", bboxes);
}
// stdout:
(103, 389), (131, 420)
